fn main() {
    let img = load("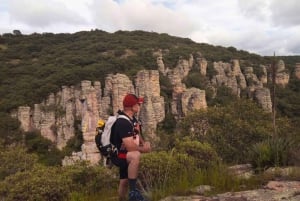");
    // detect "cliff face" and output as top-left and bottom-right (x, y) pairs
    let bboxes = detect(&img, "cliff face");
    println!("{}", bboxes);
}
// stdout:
(158, 54), (208, 118)
(295, 63), (300, 79)
(208, 60), (272, 112)
(275, 60), (290, 87)
(13, 51), (296, 165)
(15, 70), (165, 165)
